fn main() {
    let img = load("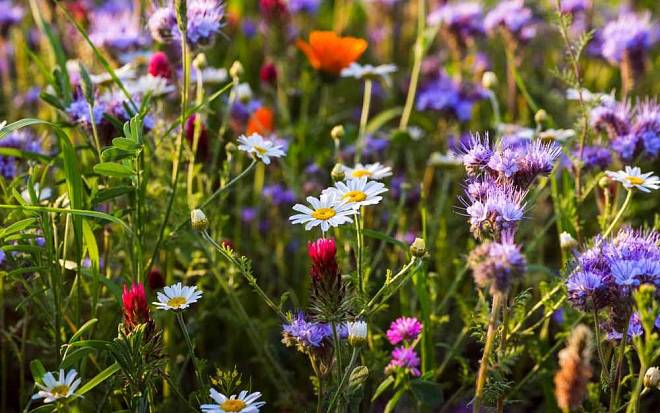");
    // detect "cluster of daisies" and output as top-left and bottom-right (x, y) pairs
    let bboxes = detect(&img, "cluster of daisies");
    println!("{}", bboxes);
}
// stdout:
(289, 162), (391, 232)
